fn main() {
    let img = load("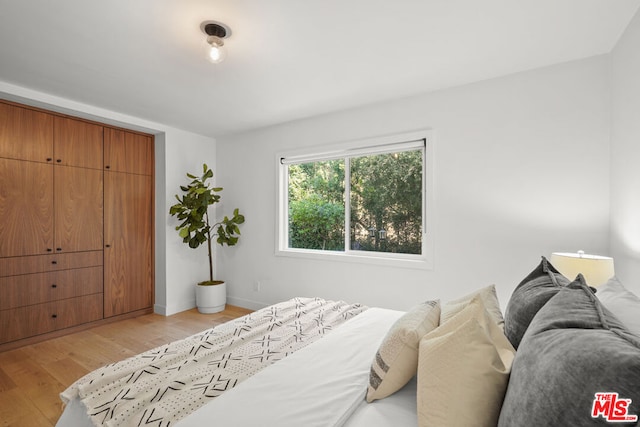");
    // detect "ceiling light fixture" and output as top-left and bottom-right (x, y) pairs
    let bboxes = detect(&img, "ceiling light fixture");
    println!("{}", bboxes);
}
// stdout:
(201, 21), (230, 64)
